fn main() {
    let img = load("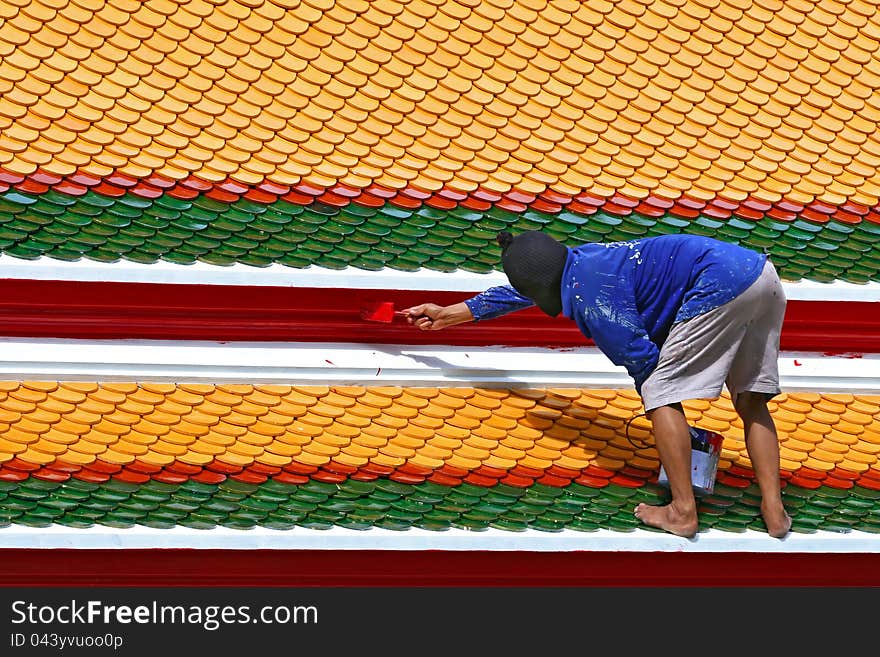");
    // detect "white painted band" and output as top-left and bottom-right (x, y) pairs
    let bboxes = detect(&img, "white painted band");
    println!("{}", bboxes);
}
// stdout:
(0, 525), (877, 552)
(0, 257), (877, 302)
(0, 337), (875, 392)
